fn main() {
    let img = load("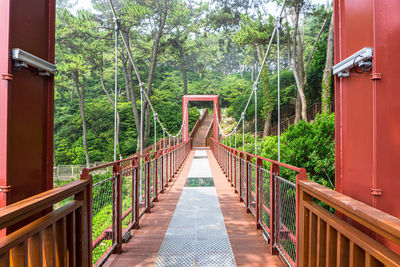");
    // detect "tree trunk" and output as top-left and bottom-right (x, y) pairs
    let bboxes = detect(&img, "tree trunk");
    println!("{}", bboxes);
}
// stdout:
(121, 57), (131, 101)
(293, 68), (308, 121)
(322, 13), (334, 112)
(263, 110), (272, 136)
(295, 93), (302, 124)
(73, 71), (90, 167)
(289, 9), (308, 122)
(143, 0), (168, 147)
